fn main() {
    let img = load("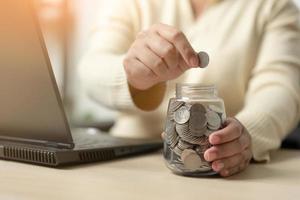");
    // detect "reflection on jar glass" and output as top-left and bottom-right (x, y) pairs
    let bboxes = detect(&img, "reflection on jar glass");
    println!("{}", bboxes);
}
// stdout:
(163, 83), (226, 176)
